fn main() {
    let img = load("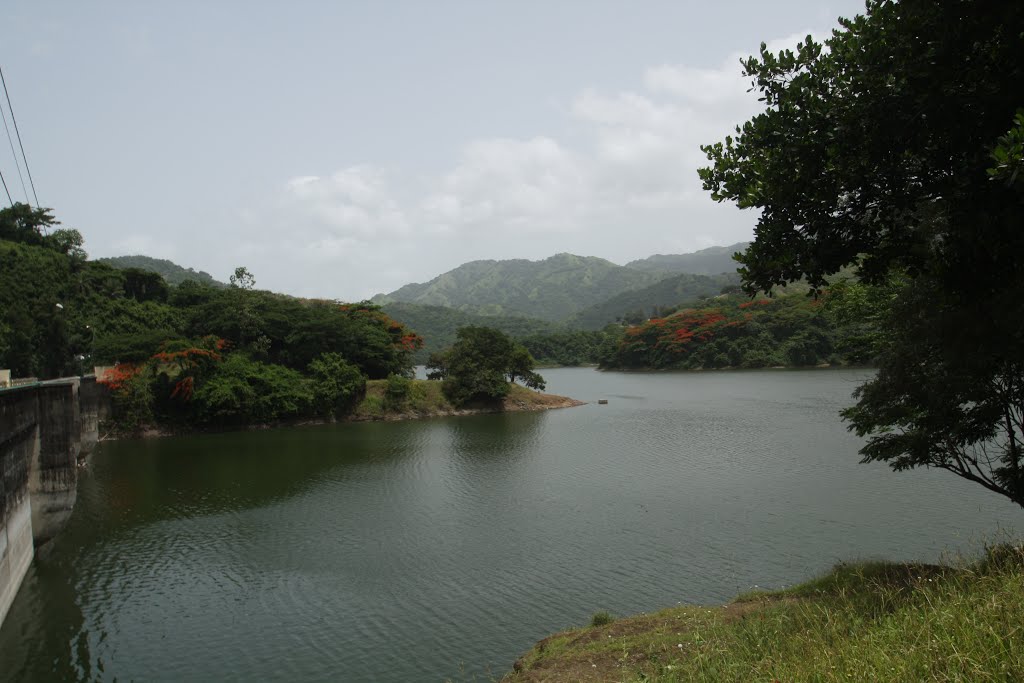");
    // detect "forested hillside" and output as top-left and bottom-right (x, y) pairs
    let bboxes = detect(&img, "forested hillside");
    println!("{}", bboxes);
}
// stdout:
(380, 302), (560, 363)
(599, 284), (878, 371)
(96, 255), (227, 287)
(0, 205), (422, 430)
(568, 271), (740, 329)
(373, 253), (668, 321)
(624, 242), (748, 275)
